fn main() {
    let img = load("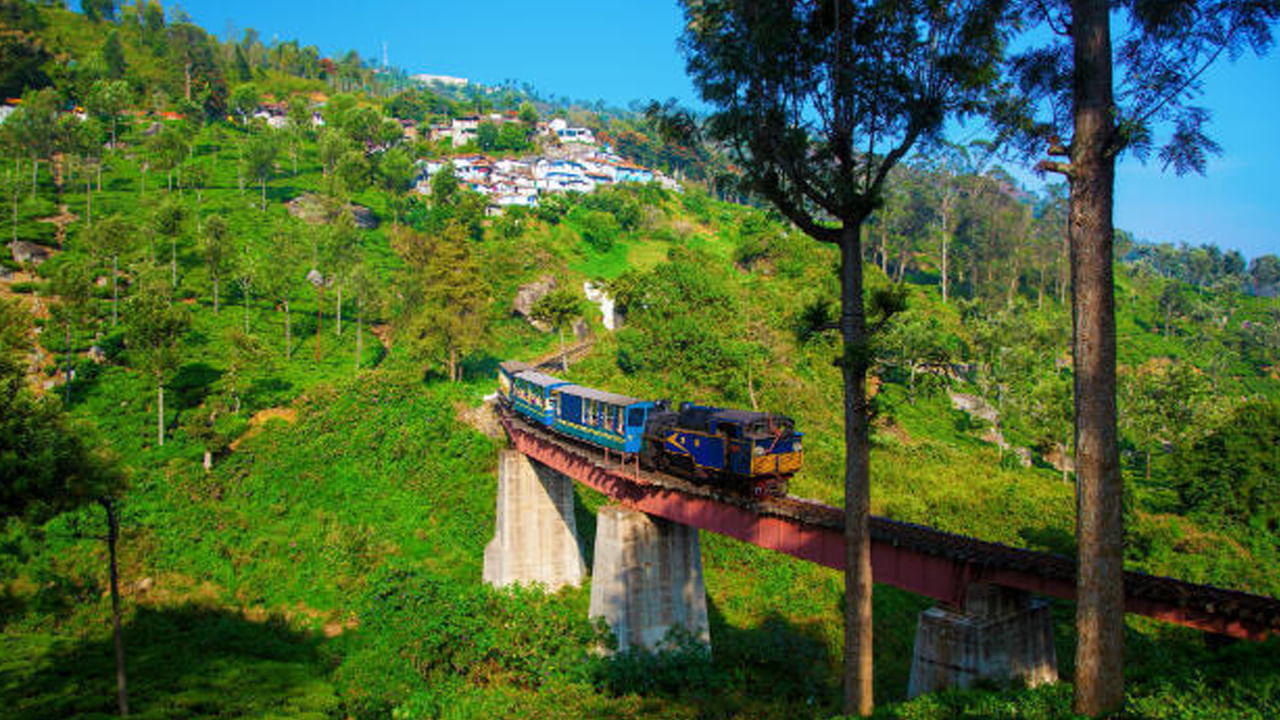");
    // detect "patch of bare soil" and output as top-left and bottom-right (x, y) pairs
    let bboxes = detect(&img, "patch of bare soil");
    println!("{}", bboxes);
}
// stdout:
(229, 406), (299, 450)
(370, 323), (393, 351)
(458, 397), (504, 440)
